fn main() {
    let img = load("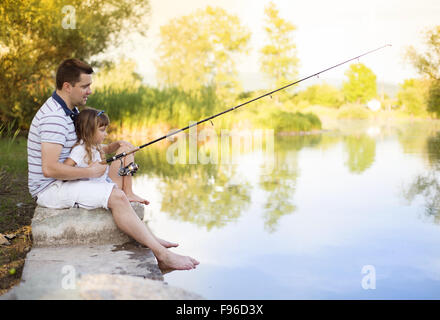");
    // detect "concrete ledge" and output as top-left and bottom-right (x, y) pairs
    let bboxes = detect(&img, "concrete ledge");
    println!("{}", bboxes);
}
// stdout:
(0, 201), (204, 300)
(1, 243), (203, 300)
(31, 202), (144, 247)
